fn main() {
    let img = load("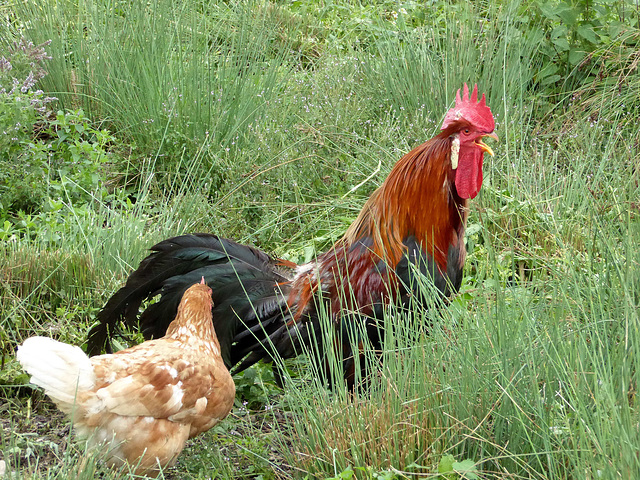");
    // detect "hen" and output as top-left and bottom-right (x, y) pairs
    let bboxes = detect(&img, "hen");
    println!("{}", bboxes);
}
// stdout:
(17, 280), (235, 477)
(88, 84), (497, 388)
